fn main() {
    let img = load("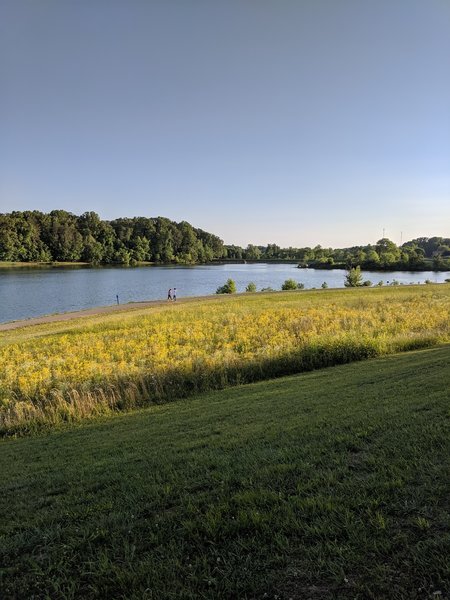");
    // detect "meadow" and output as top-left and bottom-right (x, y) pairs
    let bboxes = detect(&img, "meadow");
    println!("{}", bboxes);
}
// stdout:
(1, 285), (450, 435)
(1, 346), (449, 598)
